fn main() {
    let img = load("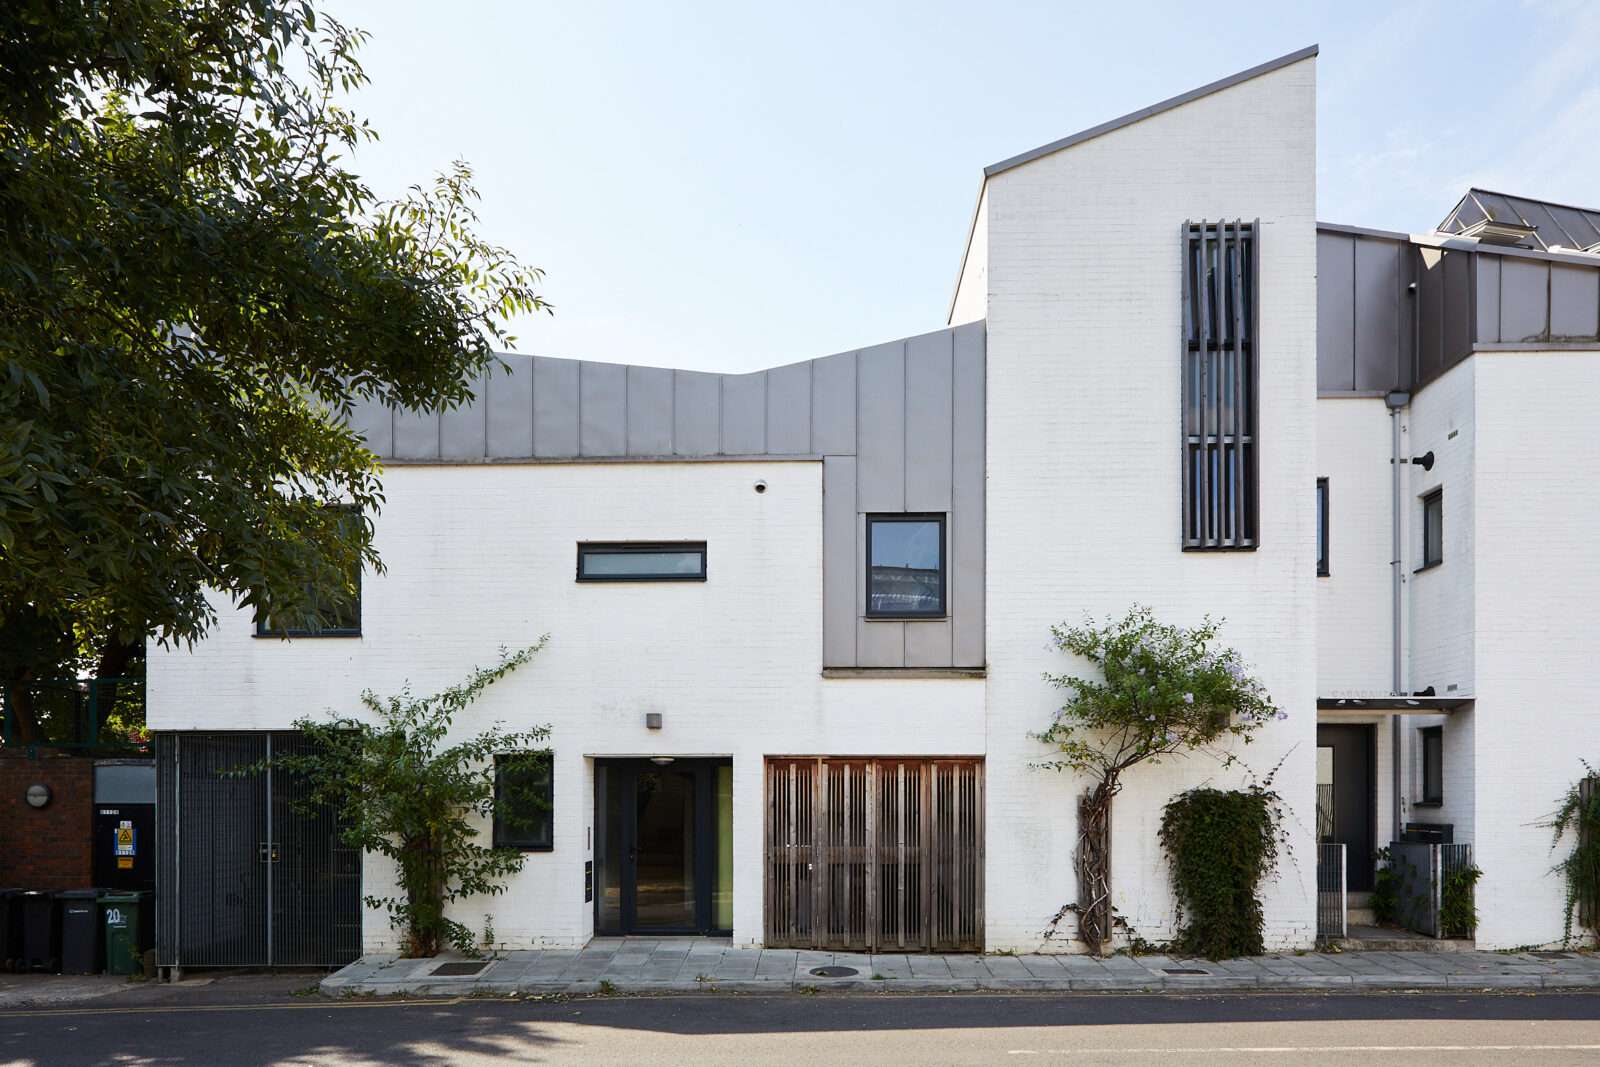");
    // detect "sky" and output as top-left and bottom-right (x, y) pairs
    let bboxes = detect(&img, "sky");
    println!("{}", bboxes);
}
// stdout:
(327, 0), (1600, 373)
